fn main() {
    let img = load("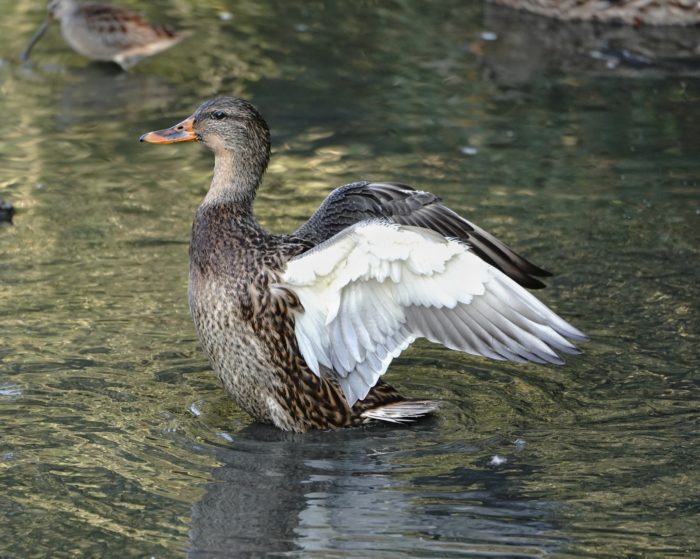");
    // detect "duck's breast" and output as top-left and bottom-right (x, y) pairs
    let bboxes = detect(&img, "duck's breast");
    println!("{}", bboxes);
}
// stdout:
(188, 264), (288, 422)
